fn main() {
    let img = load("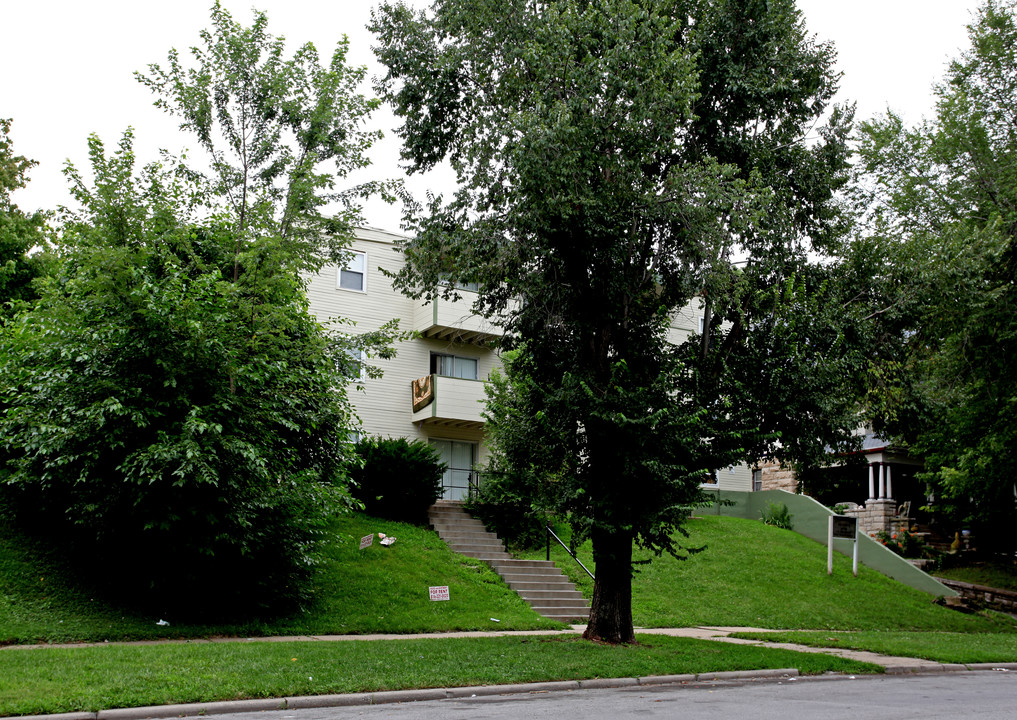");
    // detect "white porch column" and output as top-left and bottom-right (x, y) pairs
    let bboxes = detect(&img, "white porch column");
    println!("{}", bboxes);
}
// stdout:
(878, 463), (887, 499)
(886, 465), (893, 500)
(868, 463), (875, 500)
